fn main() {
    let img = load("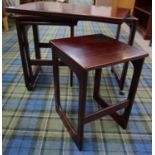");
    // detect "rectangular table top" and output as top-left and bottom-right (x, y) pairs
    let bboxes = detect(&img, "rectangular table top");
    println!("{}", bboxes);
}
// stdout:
(6, 2), (130, 22)
(50, 34), (148, 70)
